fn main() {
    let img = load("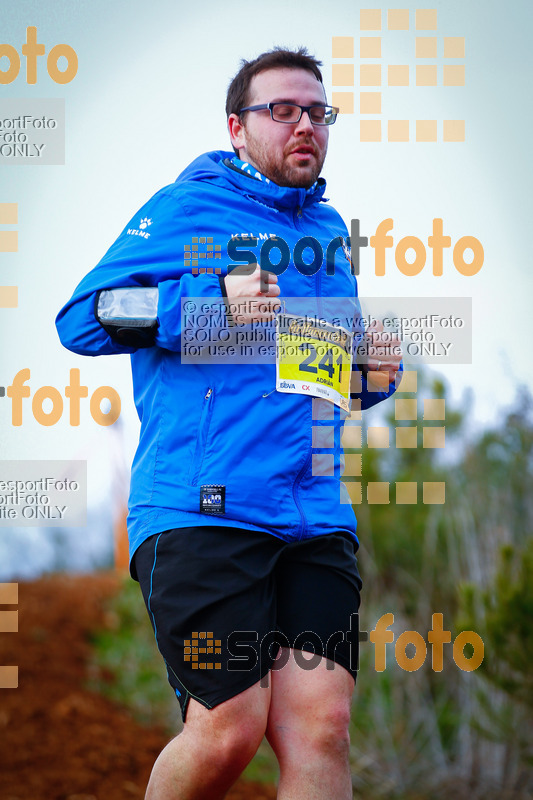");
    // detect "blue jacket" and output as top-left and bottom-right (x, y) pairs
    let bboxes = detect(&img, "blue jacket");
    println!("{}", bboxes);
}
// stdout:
(56, 150), (397, 568)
